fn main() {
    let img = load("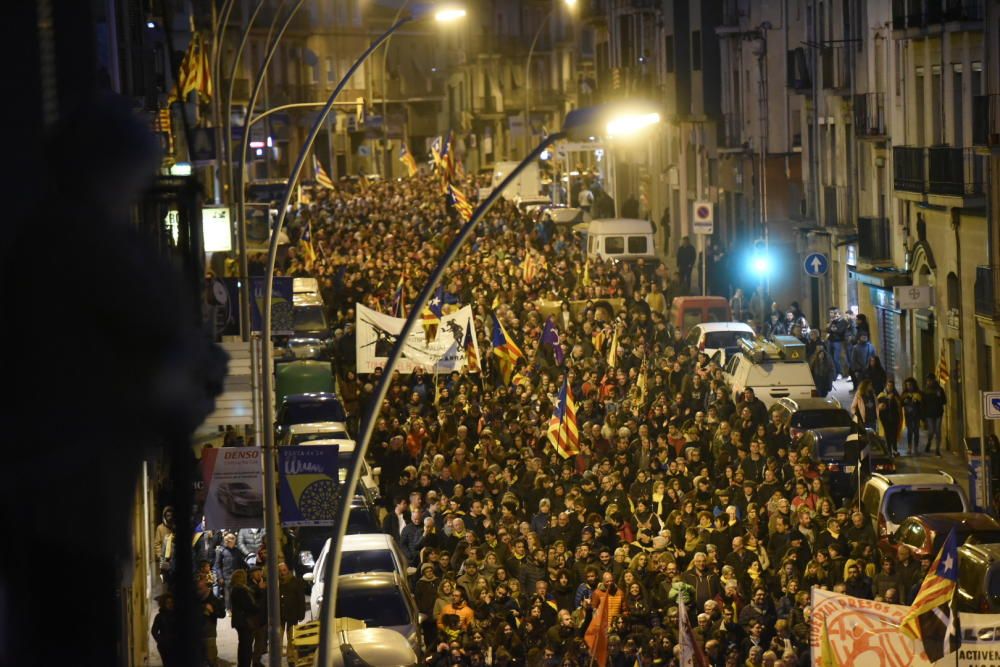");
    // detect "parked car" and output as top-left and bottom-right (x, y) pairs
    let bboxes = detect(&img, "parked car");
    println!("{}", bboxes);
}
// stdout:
(889, 513), (1000, 560)
(215, 482), (263, 518)
(321, 572), (424, 657)
(280, 420), (351, 447)
(723, 337), (816, 407)
(957, 541), (1000, 613)
(860, 472), (970, 546)
(292, 293), (330, 339)
(276, 337), (329, 362)
(768, 397), (849, 443)
(301, 438), (380, 500)
(684, 322), (755, 362)
(799, 428), (895, 502)
(329, 627), (419, 667)
(669, 296), (732, 335)
(296, 495), (381, 573)
(276, 393), (347, 436)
